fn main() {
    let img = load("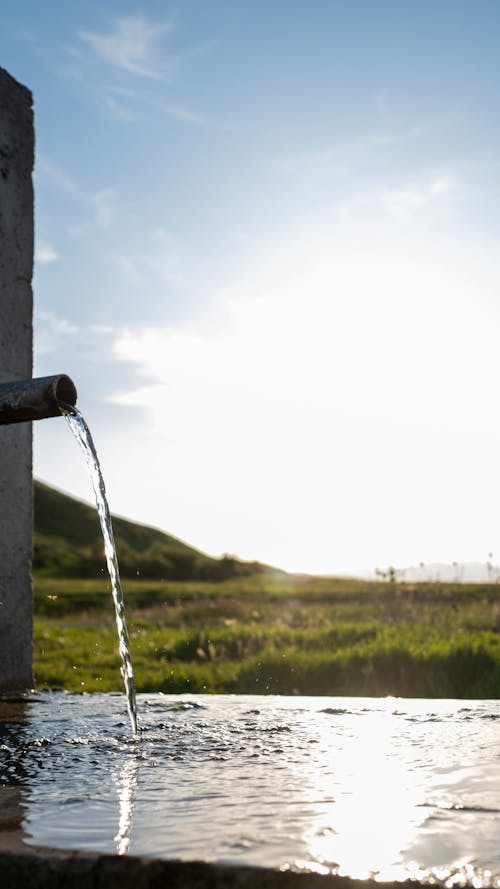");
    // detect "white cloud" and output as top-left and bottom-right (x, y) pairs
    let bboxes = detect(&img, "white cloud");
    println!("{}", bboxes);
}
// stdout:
(36, 156), (78, 194)
(67, 188), (117, 237)
(67, 16), (220, 126)
(37, 156), (118, 236)
(77, 16), (172, 79)
(278, 128), (426, 178)
(36, 311), (78, 356)
(369, 175), (462, 220)
(109, 231), (500, 573)
(101, 89), (216, 129)
(104, 95), (139, 122)
(368, 127), (428, 147)
(35, 240), (60, 264)
(112, 228), (187, 289)
(88, 188), (116, 229)
(159, 102), (211, 126)
(278, 146), (347, 178)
